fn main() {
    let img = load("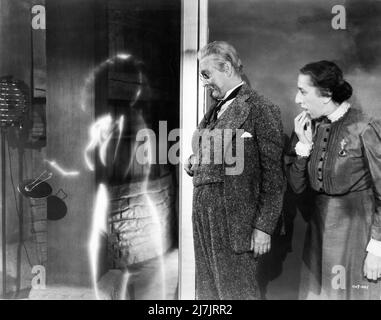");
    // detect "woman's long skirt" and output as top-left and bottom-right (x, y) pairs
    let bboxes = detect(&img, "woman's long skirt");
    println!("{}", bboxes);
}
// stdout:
(300, 188), (381, 300)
